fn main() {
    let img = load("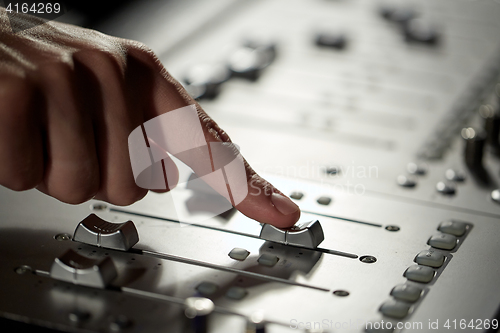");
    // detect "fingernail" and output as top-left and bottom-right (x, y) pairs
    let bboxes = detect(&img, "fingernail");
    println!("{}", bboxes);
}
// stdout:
(271, 192), (299, 215)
